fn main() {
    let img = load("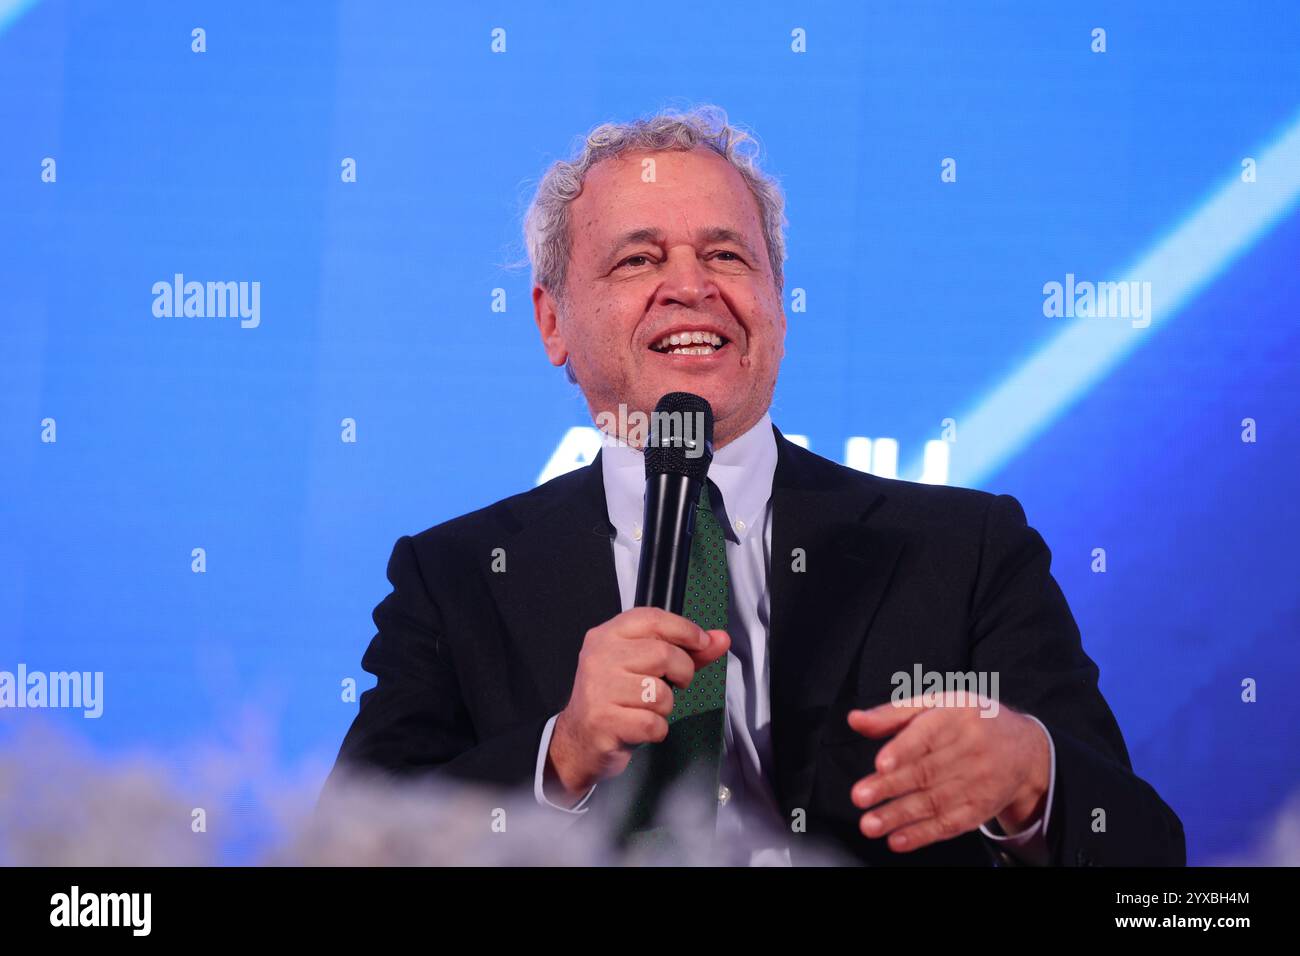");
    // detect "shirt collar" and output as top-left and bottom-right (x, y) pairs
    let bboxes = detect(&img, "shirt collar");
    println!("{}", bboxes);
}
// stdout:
(600, 411), (776, 543)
